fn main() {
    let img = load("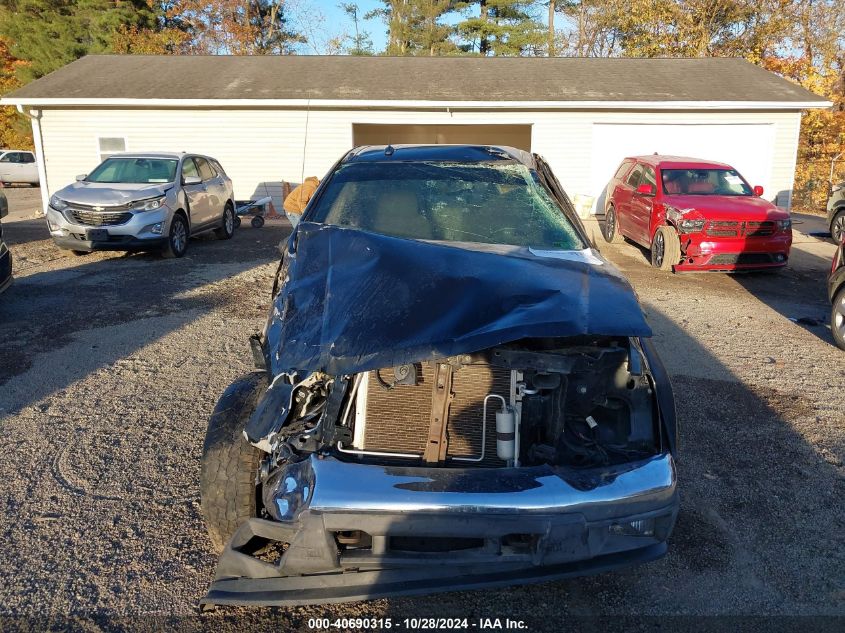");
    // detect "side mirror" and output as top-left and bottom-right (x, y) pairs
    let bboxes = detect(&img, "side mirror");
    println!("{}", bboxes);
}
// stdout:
(636, 183), (655, 196)
(75, 174), (87, 181)
(753, 185), (764, 197)
(183, 175), (202, 186)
